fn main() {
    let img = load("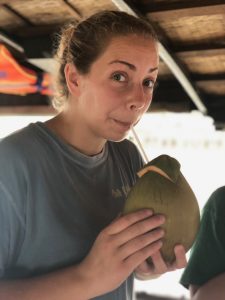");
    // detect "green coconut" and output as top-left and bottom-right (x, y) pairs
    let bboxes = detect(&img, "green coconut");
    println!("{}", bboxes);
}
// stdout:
(123, 154), (200, 264)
